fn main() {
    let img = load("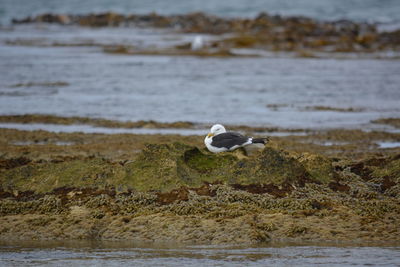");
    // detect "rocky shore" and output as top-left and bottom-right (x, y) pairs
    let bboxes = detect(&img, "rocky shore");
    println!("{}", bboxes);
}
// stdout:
(0, 115), (399, 244)
(11, 12), (400, 55)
